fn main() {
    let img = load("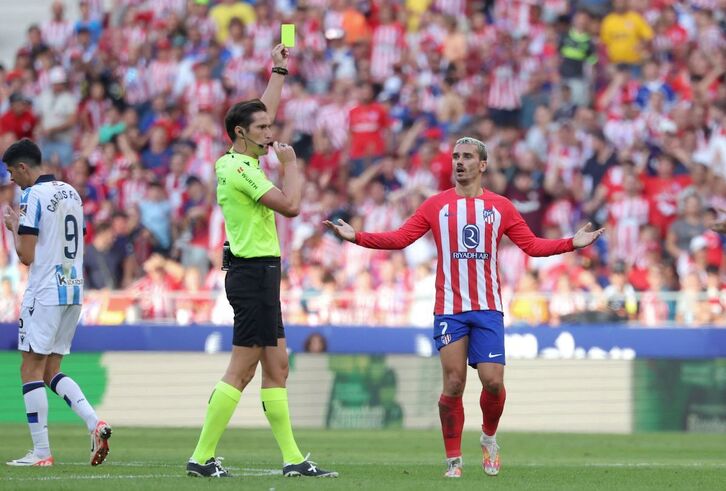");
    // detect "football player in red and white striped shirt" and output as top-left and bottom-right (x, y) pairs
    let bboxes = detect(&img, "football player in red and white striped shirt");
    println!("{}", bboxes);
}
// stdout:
(325, 137), (603, 478)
